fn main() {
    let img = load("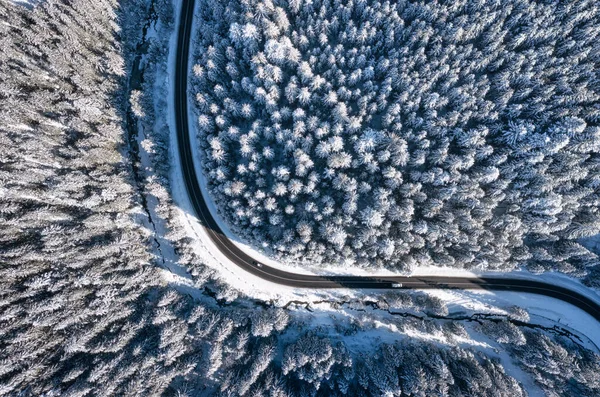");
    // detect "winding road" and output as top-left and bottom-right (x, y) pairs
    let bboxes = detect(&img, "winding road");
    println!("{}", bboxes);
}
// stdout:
(174, 0), (600, 323)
